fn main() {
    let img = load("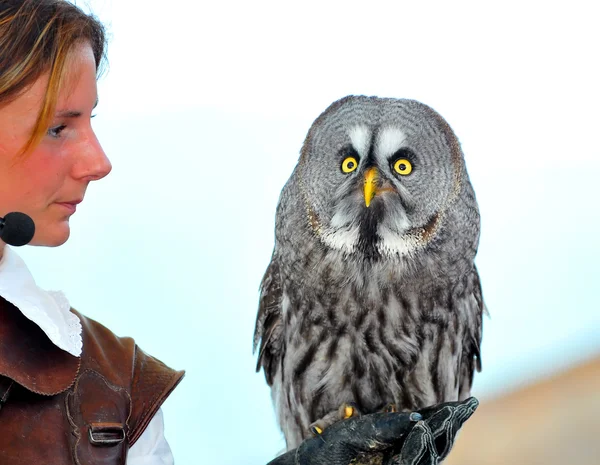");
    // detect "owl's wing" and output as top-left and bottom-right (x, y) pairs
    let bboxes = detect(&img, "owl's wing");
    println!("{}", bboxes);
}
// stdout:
(253, 254), (284, 386)
(458, 267), (485, 399)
